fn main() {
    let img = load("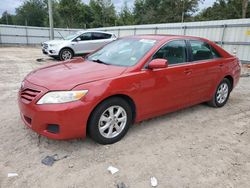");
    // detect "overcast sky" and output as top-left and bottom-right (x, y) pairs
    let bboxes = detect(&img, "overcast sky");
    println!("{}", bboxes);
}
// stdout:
(0, 0), (216, 15)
